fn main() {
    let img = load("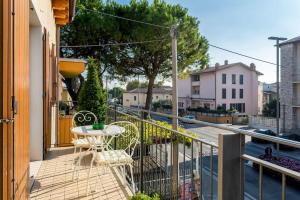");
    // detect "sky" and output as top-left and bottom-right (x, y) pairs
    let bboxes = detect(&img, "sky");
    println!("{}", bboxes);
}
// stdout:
(116, 0), (300, 84)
